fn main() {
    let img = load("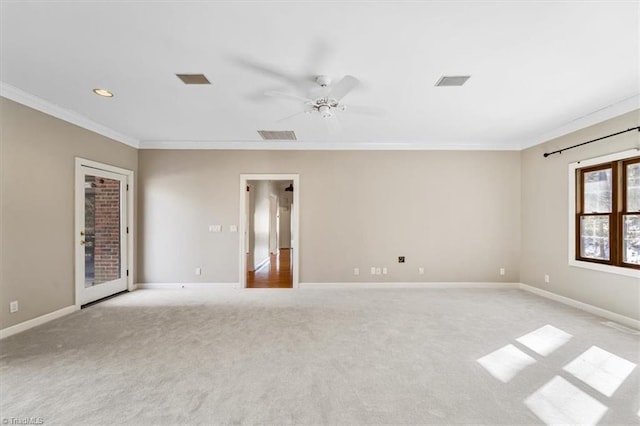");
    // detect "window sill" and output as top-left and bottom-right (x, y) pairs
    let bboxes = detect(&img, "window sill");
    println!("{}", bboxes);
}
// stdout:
(569, 259), (640, 278)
